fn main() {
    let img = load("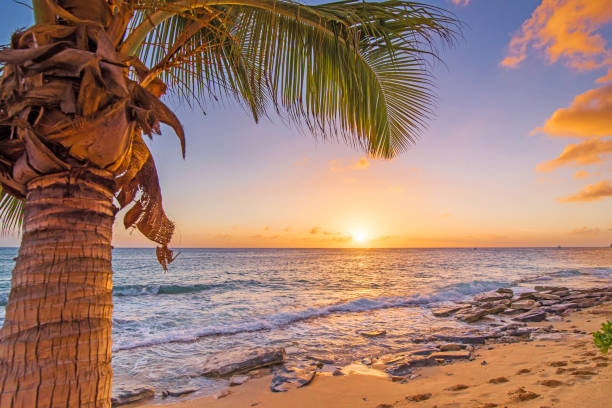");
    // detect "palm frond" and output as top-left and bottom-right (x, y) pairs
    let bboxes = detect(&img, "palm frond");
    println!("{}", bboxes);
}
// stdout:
(0, 187), (24, 235)
(126, 0), (460, 157)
